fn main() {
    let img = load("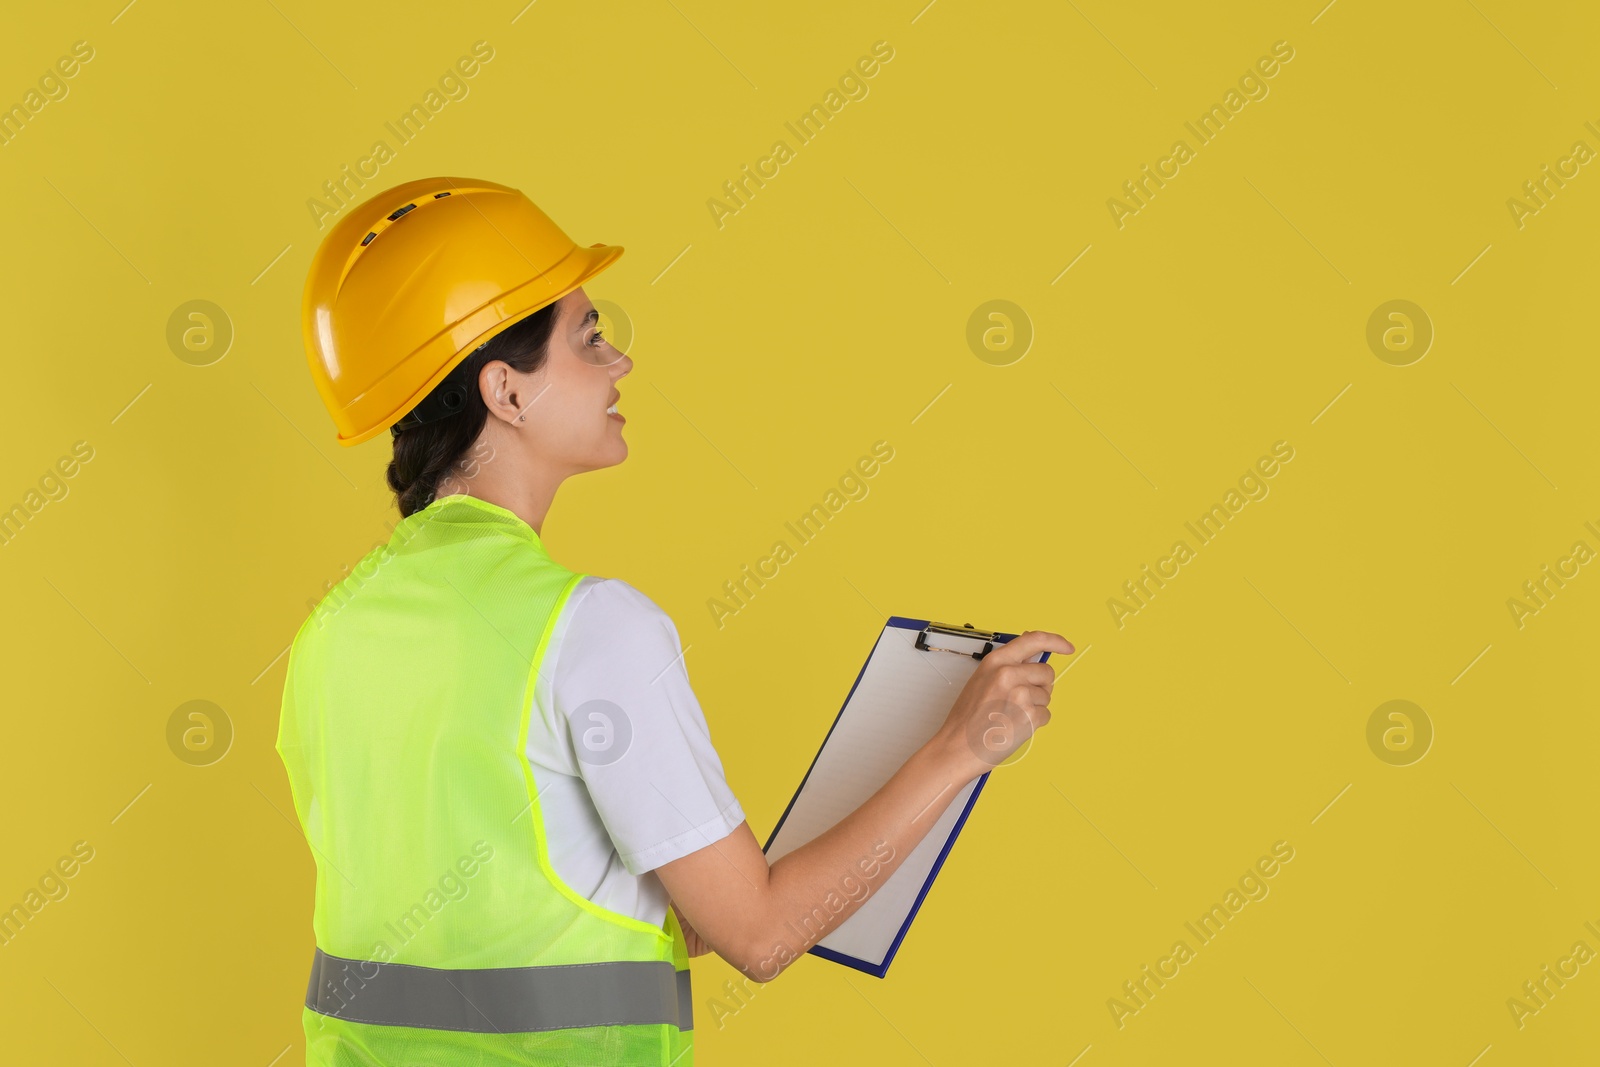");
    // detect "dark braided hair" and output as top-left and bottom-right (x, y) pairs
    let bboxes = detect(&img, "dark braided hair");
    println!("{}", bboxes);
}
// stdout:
(386, 302), (561, 518)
